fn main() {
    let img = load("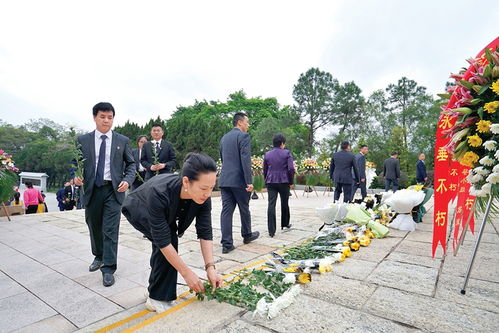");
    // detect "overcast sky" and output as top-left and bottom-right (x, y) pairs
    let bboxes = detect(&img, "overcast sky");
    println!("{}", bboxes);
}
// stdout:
(0, 0), (497, 131)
